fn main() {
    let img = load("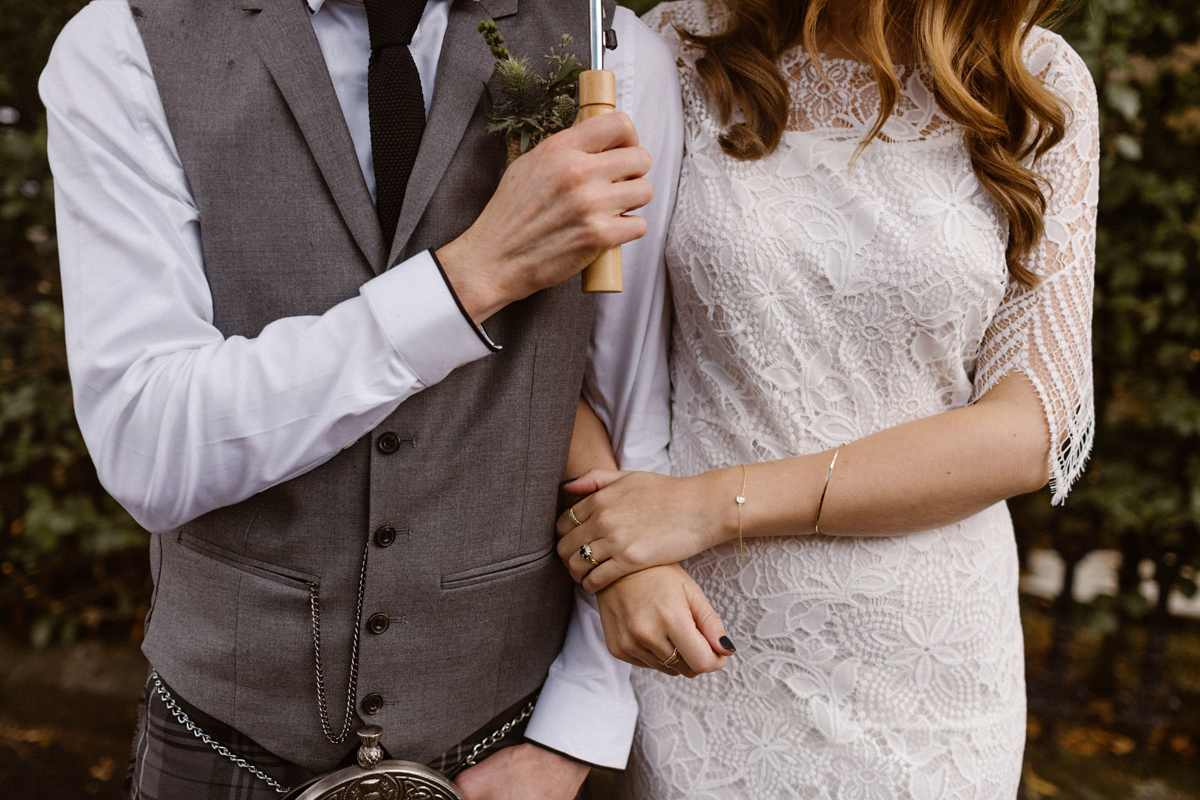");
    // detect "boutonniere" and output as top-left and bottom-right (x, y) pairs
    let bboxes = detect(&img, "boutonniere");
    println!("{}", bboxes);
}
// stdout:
(477, 20), (585, 163)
